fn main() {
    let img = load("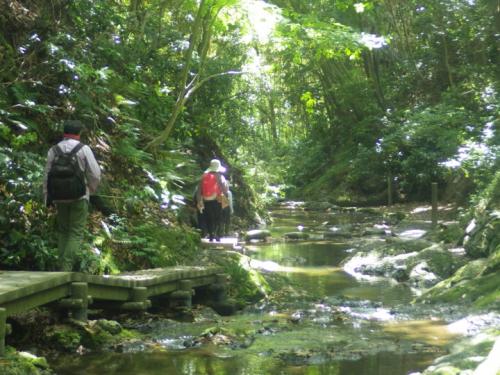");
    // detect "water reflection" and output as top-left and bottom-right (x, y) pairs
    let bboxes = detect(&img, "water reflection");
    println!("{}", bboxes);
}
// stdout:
(52, 345), (438, 375)
(248, 237), (413, 305)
